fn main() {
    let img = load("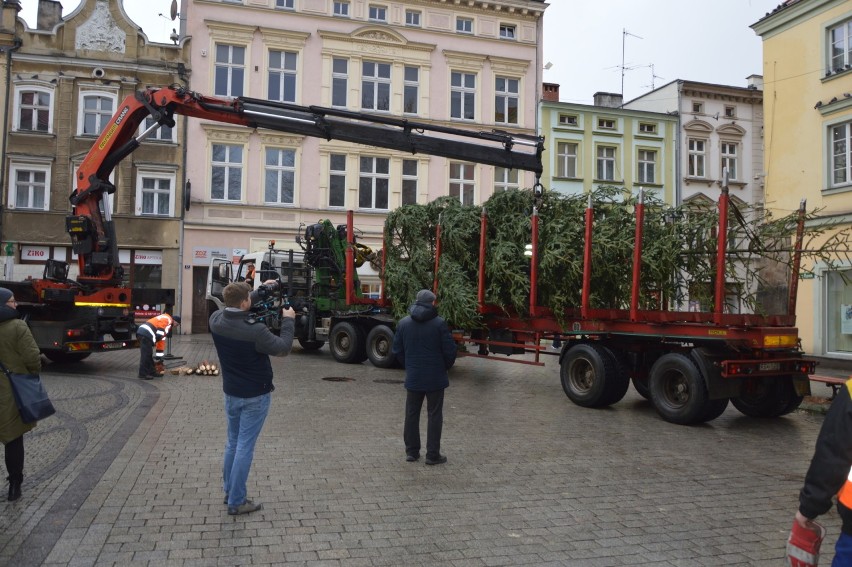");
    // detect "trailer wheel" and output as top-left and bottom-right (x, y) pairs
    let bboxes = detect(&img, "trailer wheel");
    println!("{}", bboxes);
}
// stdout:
(366, 325), (398, 369)
(632, 378), (651, 400)
(701, 398), (730, 422)
(649, 353), (709, 424)
(298, 339), (325, 351)
(329, 322), (367, 364)
(43, 351), (91, 363)
(560, 343), (618, 408)
(731, 376), (803, 418)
